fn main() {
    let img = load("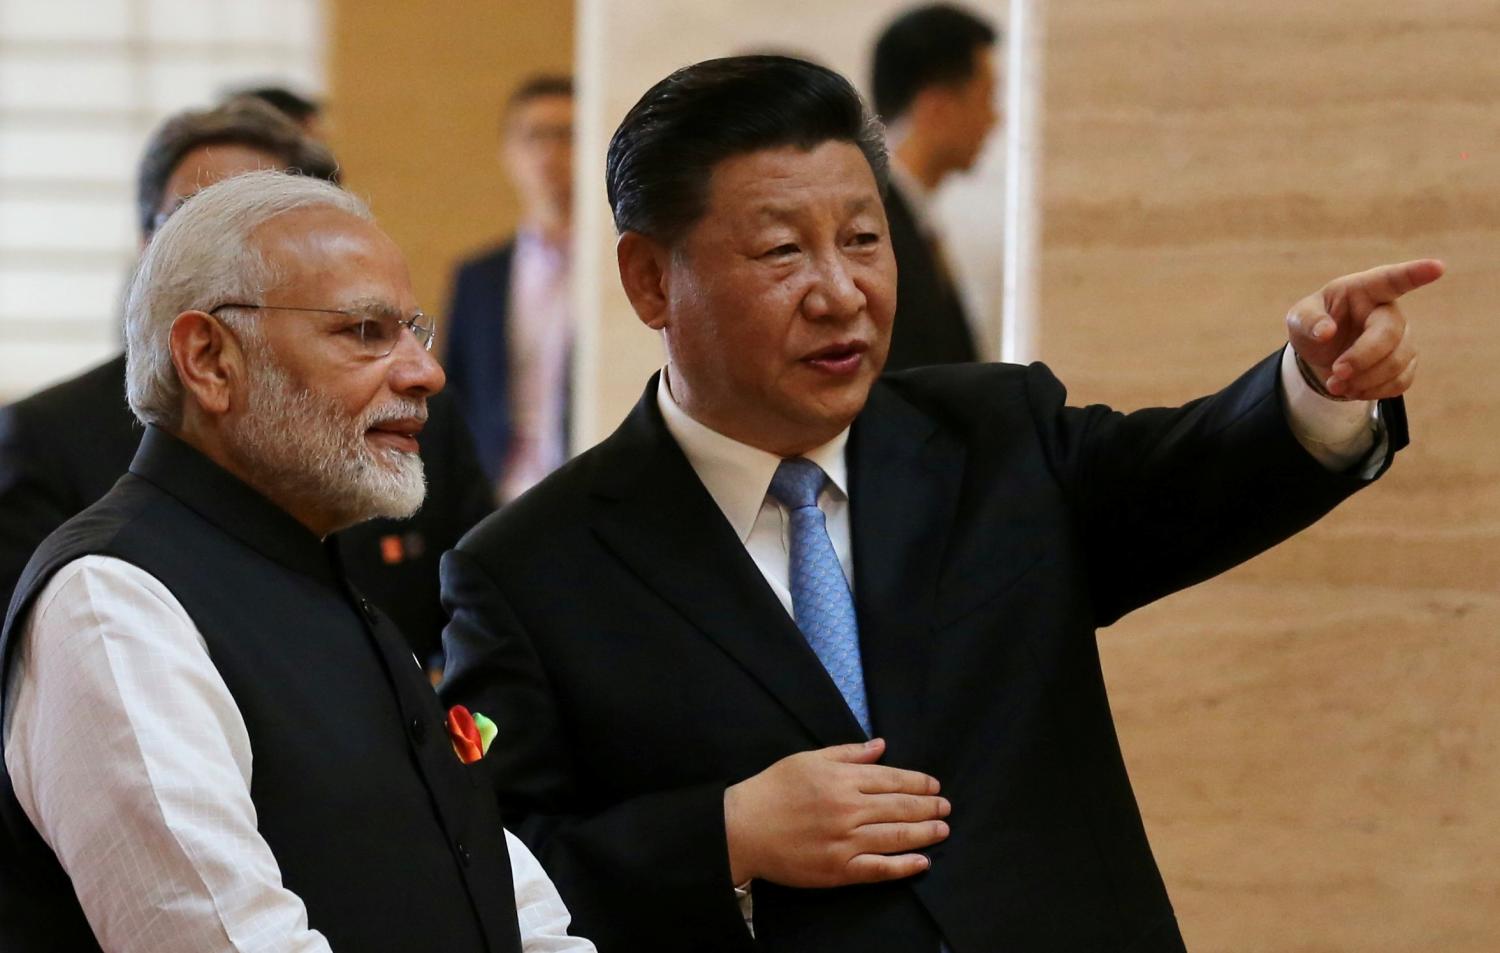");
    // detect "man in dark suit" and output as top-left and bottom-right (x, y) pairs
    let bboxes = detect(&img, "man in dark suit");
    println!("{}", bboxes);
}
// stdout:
(1, 171), (590, 953)
(872, 4), (1000, 369)
(0, 98), (492, 667)
(440, 56), (1438, 952)
(446, 76), (575, 501)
